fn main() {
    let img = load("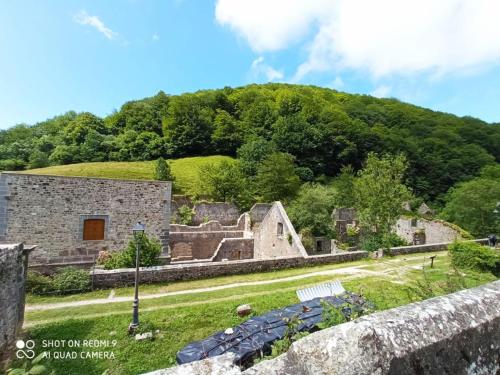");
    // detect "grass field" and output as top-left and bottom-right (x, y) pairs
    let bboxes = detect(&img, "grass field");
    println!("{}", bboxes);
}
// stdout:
(16, 252), (497, 375)
(22, 155), (235, 195)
